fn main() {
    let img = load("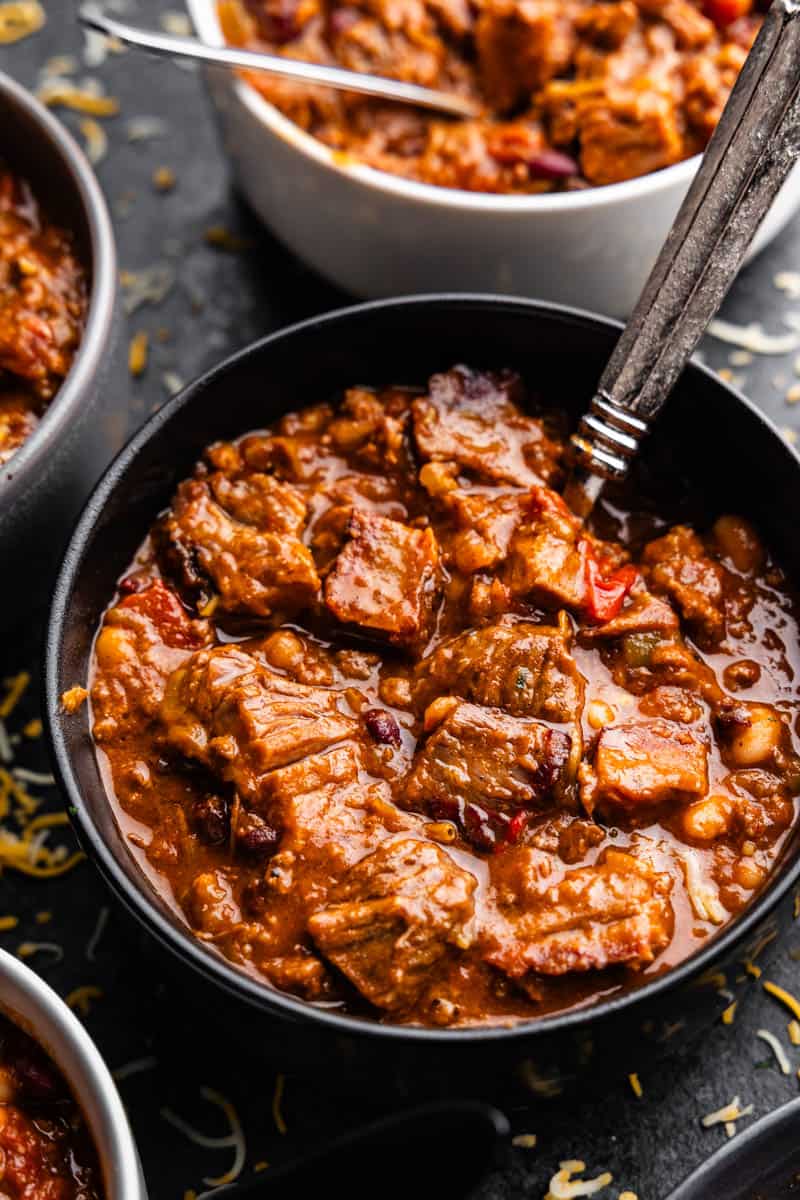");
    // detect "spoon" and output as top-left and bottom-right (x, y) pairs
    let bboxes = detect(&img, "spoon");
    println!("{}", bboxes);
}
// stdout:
(77, 4), (482, 119)
(564, 0), (800, 518)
